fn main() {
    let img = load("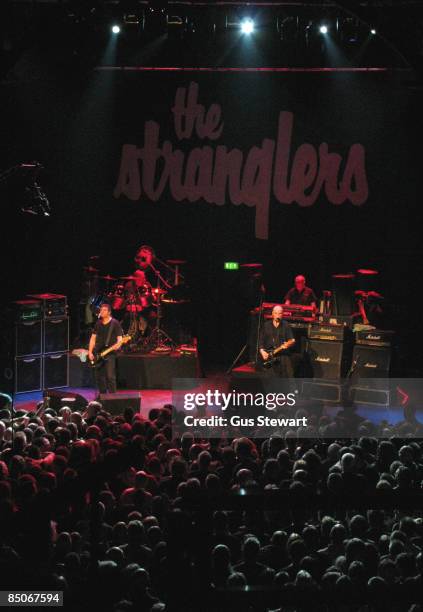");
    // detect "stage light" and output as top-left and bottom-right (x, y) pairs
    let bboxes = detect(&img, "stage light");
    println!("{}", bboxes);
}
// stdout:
(241, 19), (254, 35)
(370, 28), (376, 35)
(319, 25), (328, 34)
(111, 25), (121, 34)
